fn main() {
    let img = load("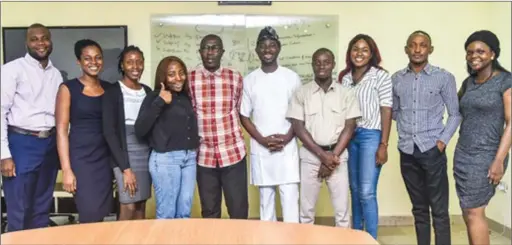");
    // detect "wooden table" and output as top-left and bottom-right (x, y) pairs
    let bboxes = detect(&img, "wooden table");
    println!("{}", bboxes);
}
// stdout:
(1, 219), (379, 244)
